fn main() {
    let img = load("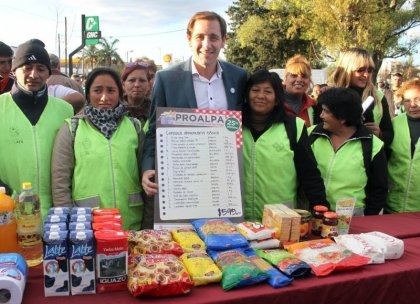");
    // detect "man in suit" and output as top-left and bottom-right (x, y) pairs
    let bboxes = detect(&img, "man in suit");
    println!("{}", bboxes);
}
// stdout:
(141, 11), (247, 196)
